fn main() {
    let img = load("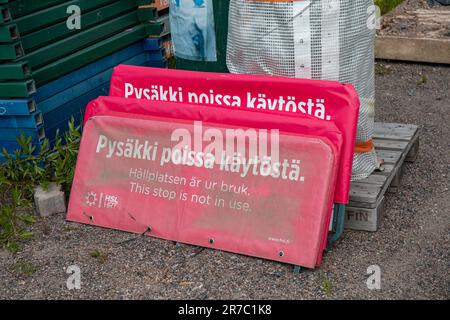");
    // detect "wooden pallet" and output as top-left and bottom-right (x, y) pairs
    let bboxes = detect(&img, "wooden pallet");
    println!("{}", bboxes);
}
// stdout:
(345, 123), (420, 232)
